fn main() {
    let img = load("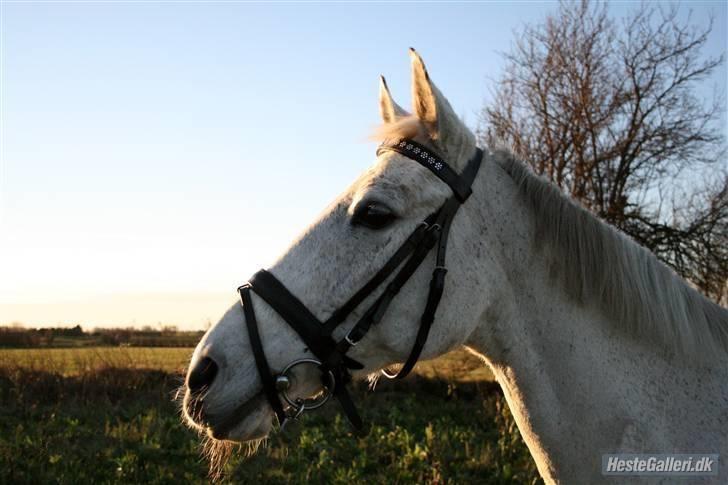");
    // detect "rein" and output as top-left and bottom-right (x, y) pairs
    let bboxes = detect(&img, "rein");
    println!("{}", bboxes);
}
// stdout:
(223, 139), (482, 434)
